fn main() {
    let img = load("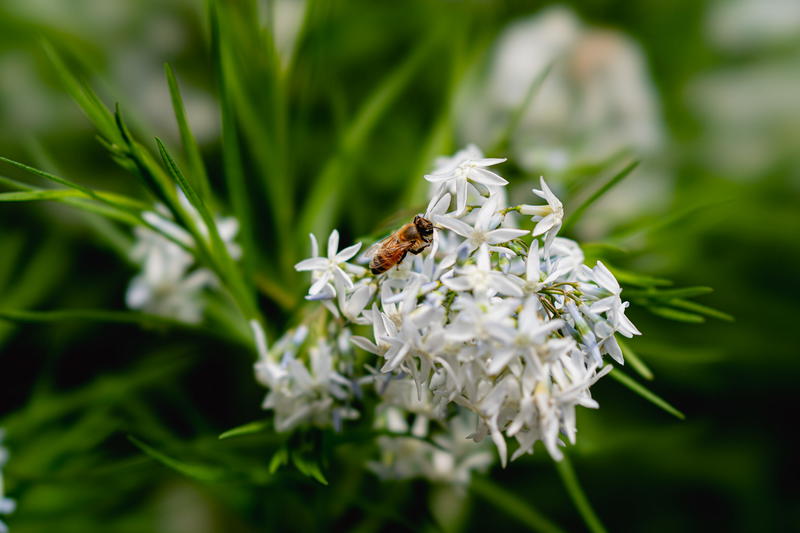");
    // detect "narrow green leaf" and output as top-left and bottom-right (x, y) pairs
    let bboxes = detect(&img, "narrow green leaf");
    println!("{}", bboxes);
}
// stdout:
(668, 298), (734, 322)
(563, 160), (640, 232)
(164, 63), (211, 202)
(609, 368), (685, 419)
(554, 455), (607, 533)
(128, 436), (226, 482)
(41, 40), (118, 142)
(617, 338), (654, 381)
(219, 420), (271, 440)
(610, 266), (673, 288)
(471, 476), (566, 533)
(299, 34), (438, 239)
(291, 451), (328, 485)
(269, 447), (289, 474)
(0, 189), (82, 202)
(627, 286), (714, 300)
(646, 305), (705, 323)
(156, 137), (257, 319)
(211, 2), (257, 279)
(0, 155), (97, 197)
